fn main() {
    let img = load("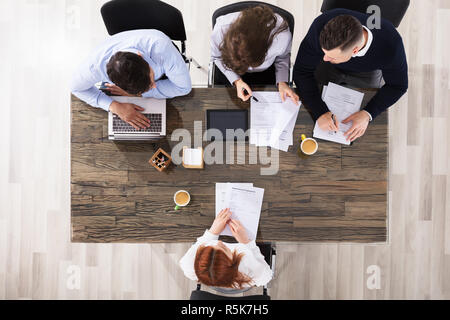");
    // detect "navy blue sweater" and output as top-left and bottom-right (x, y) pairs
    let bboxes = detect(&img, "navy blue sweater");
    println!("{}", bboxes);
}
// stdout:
(293, 8), (408, 121)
